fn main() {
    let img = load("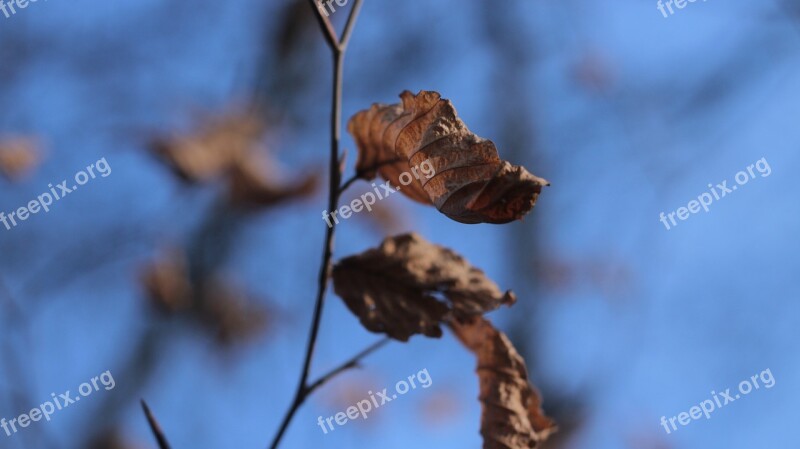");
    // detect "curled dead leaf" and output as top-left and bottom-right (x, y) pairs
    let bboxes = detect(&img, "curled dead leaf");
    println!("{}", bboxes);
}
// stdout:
(451, 316), (557, 449)
(347, 90), (548, 224)
(332, 233), (515, 341)
(0, 137), (41, 181)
